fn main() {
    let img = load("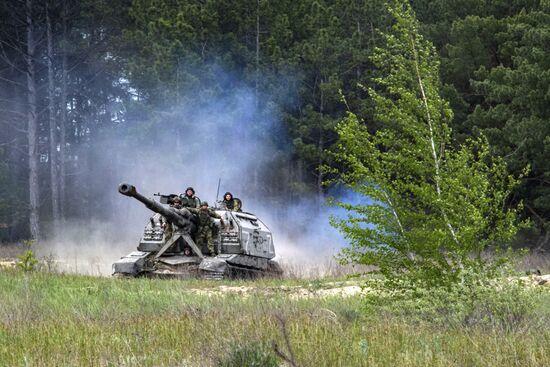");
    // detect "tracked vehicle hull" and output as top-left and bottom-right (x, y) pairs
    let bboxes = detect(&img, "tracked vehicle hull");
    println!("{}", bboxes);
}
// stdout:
(113, 252), (283, 279)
